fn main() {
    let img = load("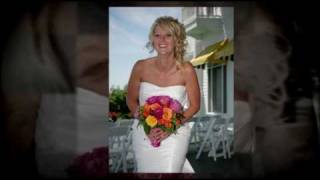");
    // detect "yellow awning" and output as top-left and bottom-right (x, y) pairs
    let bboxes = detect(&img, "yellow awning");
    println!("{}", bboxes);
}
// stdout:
(210, 39), (233, 63)
(190, 39), (233, 66)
